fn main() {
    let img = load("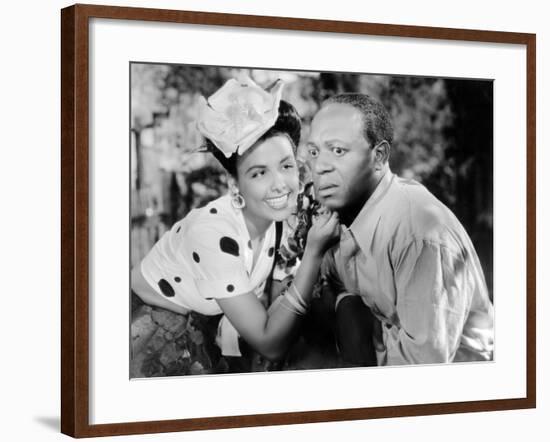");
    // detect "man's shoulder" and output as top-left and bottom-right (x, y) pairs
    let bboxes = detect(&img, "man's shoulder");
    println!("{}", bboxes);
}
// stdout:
(387, 175), (459, 240)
